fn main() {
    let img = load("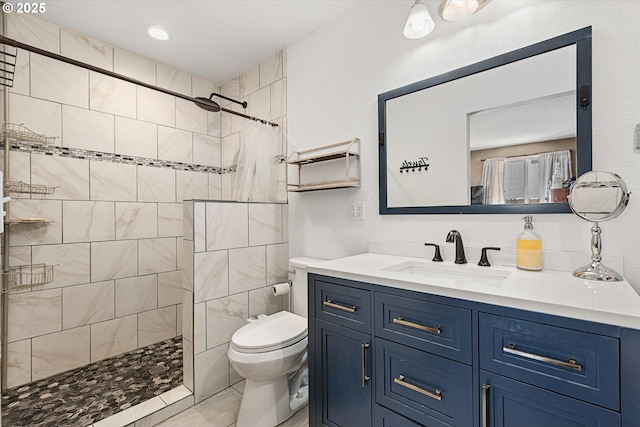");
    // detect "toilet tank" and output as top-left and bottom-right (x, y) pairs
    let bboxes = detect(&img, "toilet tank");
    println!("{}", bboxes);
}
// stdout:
(289, 257), (323, 318)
